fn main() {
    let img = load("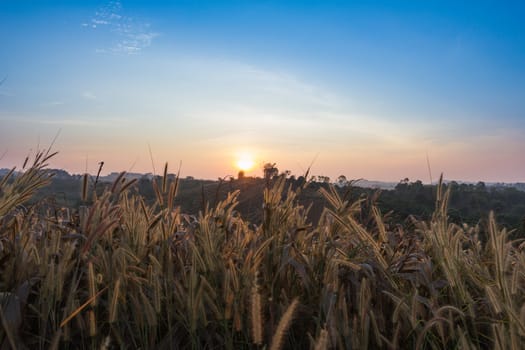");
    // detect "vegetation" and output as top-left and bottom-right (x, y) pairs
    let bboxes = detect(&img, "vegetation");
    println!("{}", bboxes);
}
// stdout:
(25, 170), (525, 238)
(2, 153), (525, 349)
